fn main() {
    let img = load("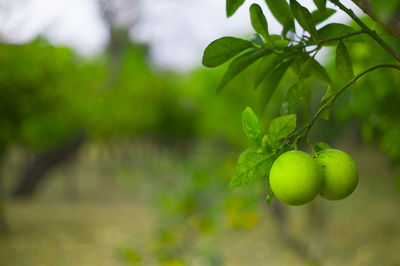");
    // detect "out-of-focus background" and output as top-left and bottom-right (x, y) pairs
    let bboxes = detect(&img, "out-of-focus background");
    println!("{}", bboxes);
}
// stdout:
(0, 0), (400, 265)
